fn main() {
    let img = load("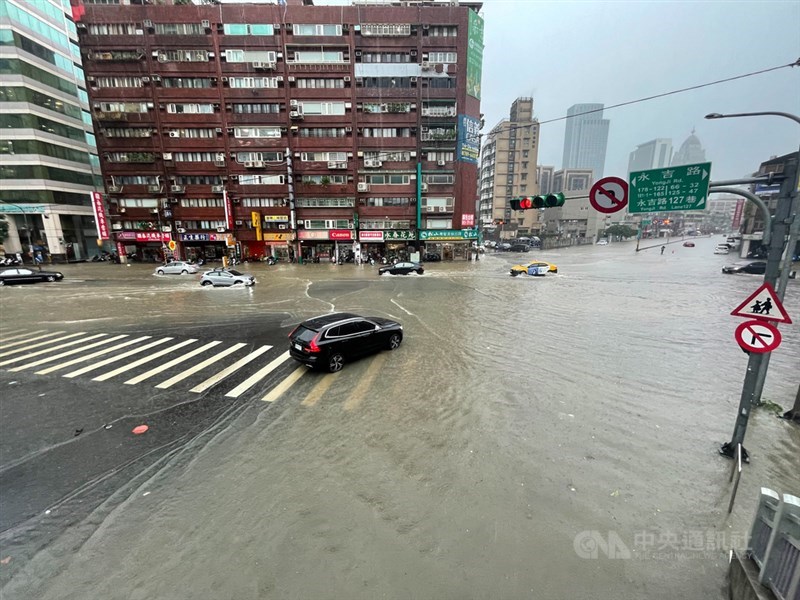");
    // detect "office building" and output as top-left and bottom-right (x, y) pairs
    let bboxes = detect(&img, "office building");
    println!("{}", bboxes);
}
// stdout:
(478, 97), (540, 239)
(627, 138), (672, 174)
(1, 0), (103, 262)
(561, 103), (609, 179)
(73, 0), (484, 262)
(671, 130), (706, 167)
(541, 168), (602, 243)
